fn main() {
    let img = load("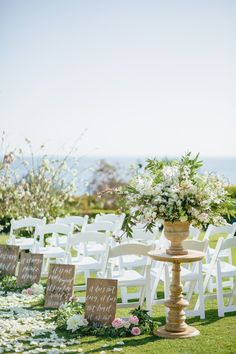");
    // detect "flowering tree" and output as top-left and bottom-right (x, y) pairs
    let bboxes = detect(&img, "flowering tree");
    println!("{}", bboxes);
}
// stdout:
(0, 138), (77, 231)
